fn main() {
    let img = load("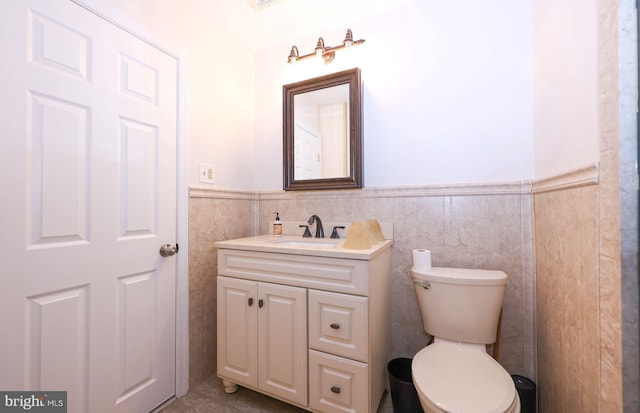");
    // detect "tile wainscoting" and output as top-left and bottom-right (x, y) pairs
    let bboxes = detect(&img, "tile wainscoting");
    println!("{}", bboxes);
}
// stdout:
(188, 189), (255, 389)
(188, 181), (536, 389)
(533, 162), (623, 412)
